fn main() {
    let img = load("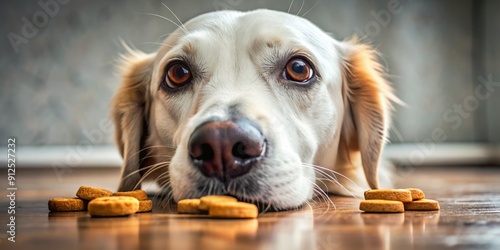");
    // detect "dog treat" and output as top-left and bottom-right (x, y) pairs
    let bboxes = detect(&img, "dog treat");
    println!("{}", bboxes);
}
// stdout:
(404, 199), (440, 211)
(177, 196), (259, 219)
(362, 188), (440, 213)
(138, 199), (153, 212)
(76, 186), (113, 200)
(406, 188), (425, 200)
(209, 201), (259, 219)
(359, 200), (404, 213)
(199, 195), (238, 211)
(364, 189), (412, 202)
(177, 199), (202, 214)
(112, 190), (149, 200)
(88, 196), (139, 217)
(48, 197), (87, 212)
